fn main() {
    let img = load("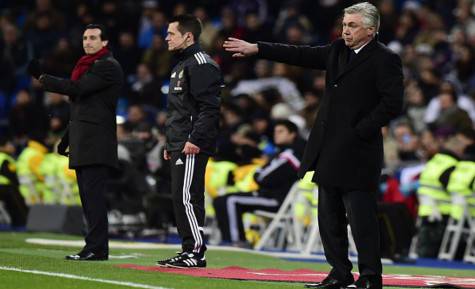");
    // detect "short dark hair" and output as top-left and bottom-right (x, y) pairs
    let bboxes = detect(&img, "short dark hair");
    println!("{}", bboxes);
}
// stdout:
(274, 119), (299, 134)
(170, 14), (202, 42)
(85, 24), (108, 41)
